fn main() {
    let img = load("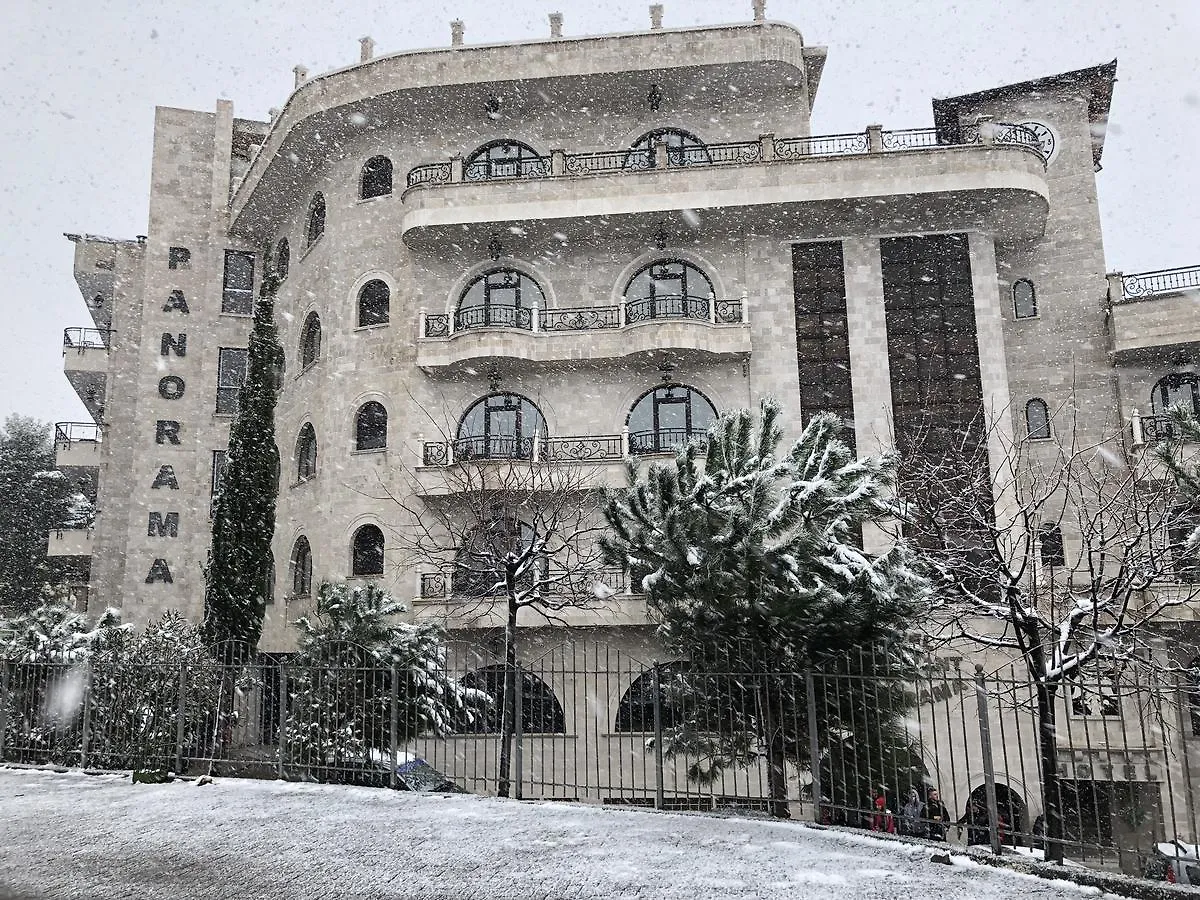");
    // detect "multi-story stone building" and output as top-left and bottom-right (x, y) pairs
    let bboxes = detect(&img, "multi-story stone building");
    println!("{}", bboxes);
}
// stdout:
(49, 6), (1198, 855)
